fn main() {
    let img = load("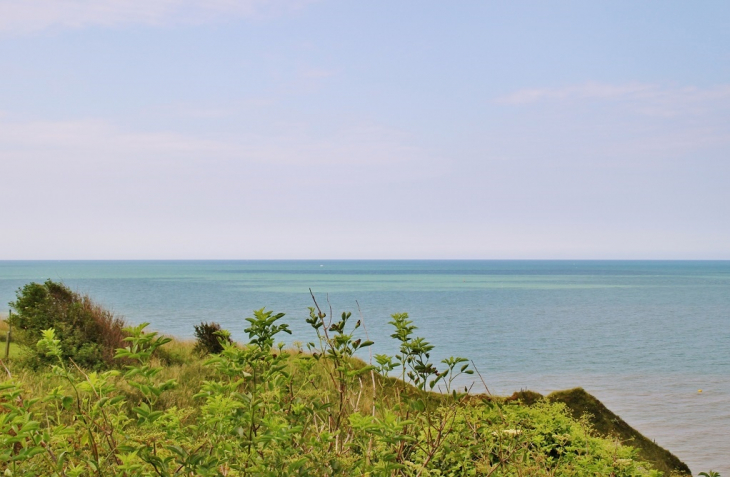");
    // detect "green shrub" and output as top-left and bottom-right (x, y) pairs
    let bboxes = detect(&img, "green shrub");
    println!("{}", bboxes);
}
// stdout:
(193, 321), (231, 355)
(8, 279), (127, 369)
